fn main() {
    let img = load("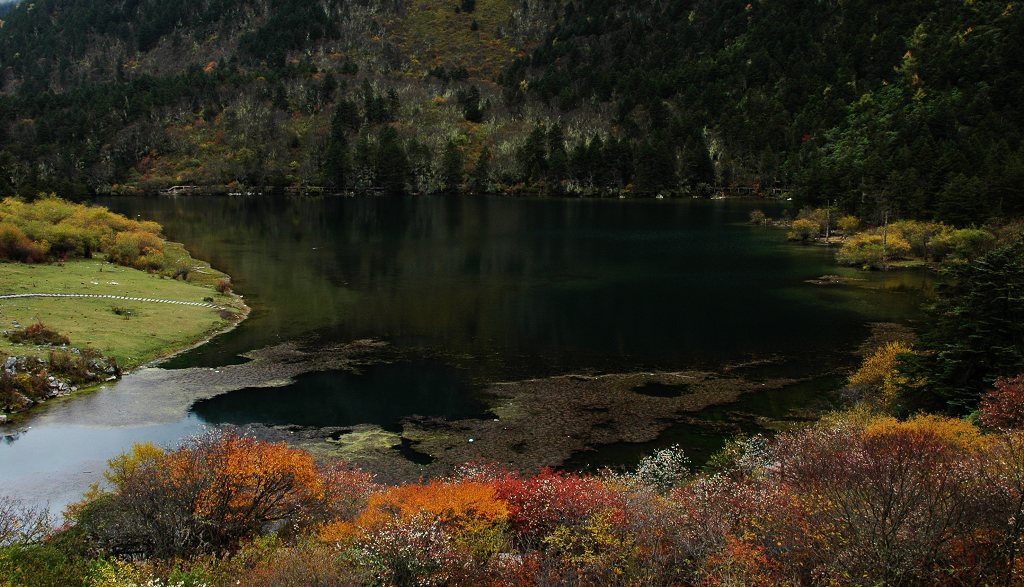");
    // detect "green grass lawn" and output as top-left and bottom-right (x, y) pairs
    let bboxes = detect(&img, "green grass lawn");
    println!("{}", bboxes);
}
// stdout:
(0, 251), (246, 368)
